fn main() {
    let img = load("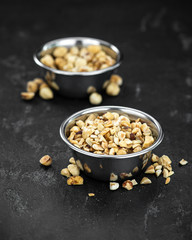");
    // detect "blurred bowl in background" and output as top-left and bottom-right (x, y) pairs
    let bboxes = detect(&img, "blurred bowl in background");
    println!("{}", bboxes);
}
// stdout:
(33, 37), (123, 98)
